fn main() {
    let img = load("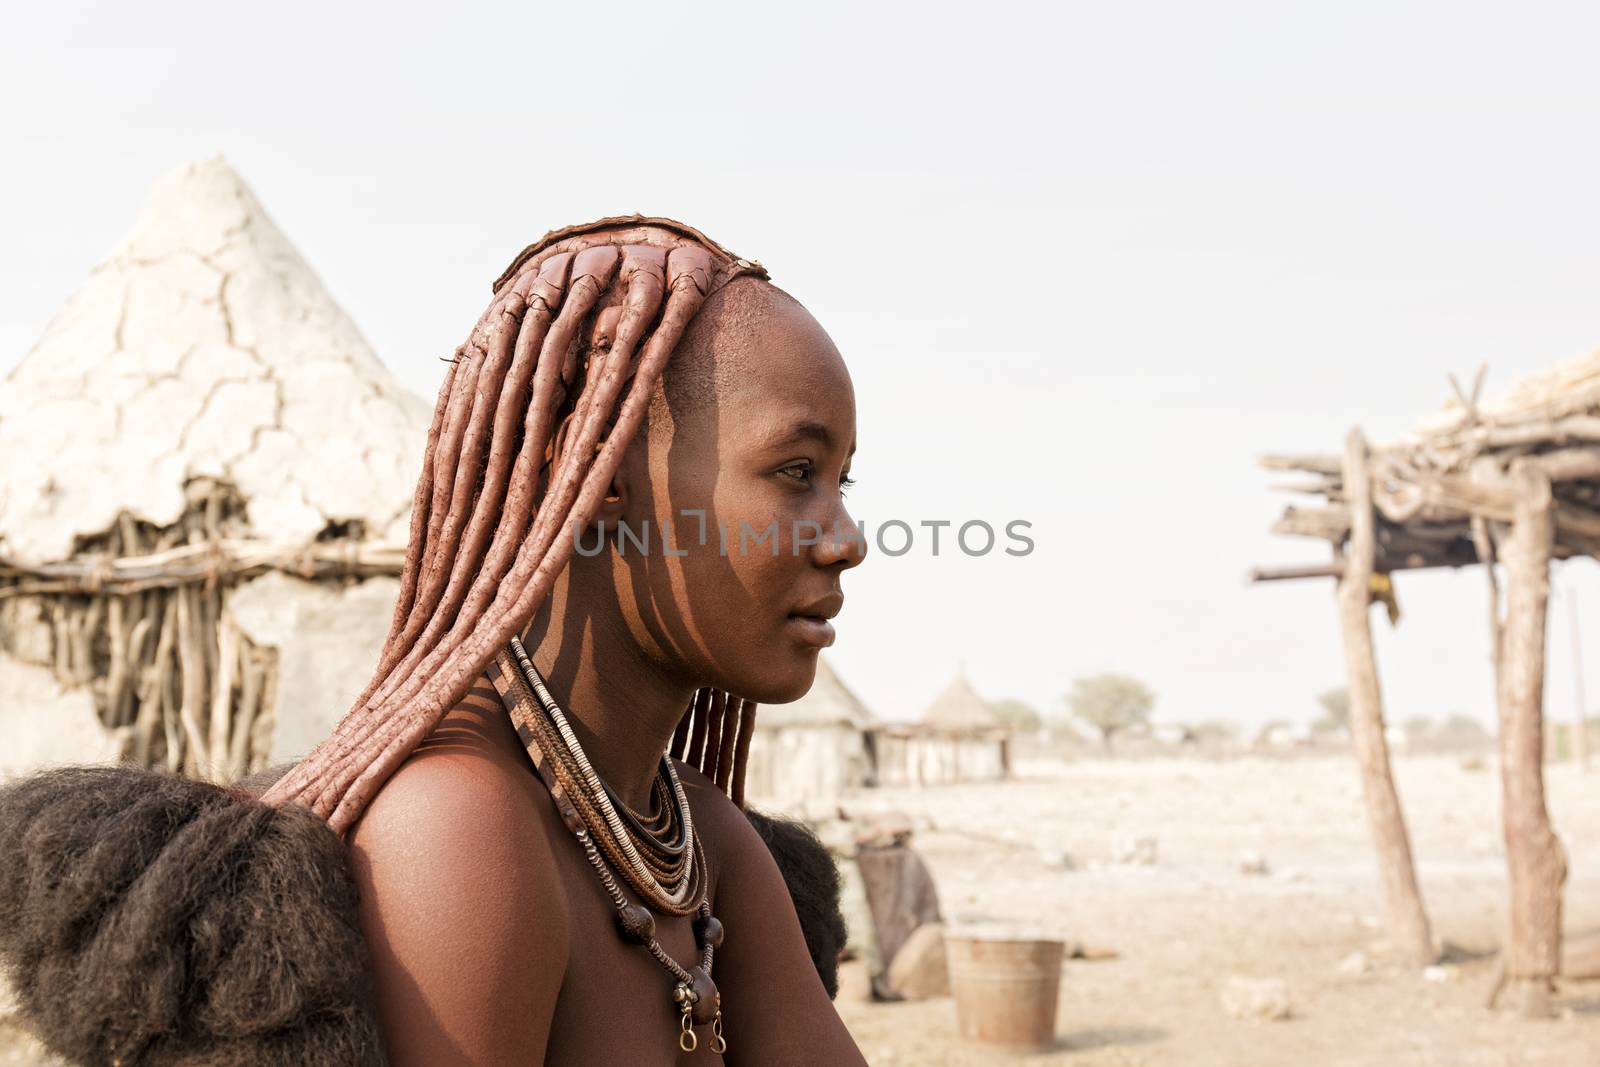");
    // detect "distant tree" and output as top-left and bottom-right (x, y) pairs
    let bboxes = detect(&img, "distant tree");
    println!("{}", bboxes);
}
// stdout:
(1314, 687), (1350, 733)
(1436, 713), (1491, 750)
(1402, 715), (1436, 738)
(991, 698), (1043, 732)
(1066, 673), (1155, 750)
(1191, 719), (1240, 742)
